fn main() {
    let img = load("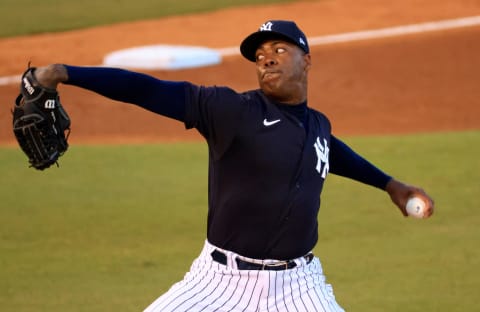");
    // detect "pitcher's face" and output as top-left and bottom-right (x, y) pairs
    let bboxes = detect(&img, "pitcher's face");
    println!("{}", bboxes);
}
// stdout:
(255, 39), (311, 104)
